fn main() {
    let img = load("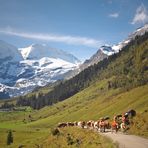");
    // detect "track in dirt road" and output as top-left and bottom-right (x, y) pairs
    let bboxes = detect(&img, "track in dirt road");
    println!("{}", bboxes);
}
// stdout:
(102, 132), (148, 148)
